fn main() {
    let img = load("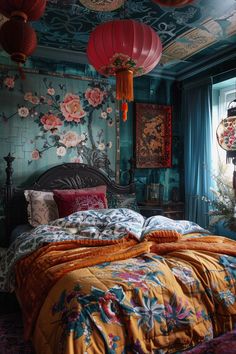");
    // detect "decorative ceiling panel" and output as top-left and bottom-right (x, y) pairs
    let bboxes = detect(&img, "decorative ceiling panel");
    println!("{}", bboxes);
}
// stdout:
(2, 0), (236, 76)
